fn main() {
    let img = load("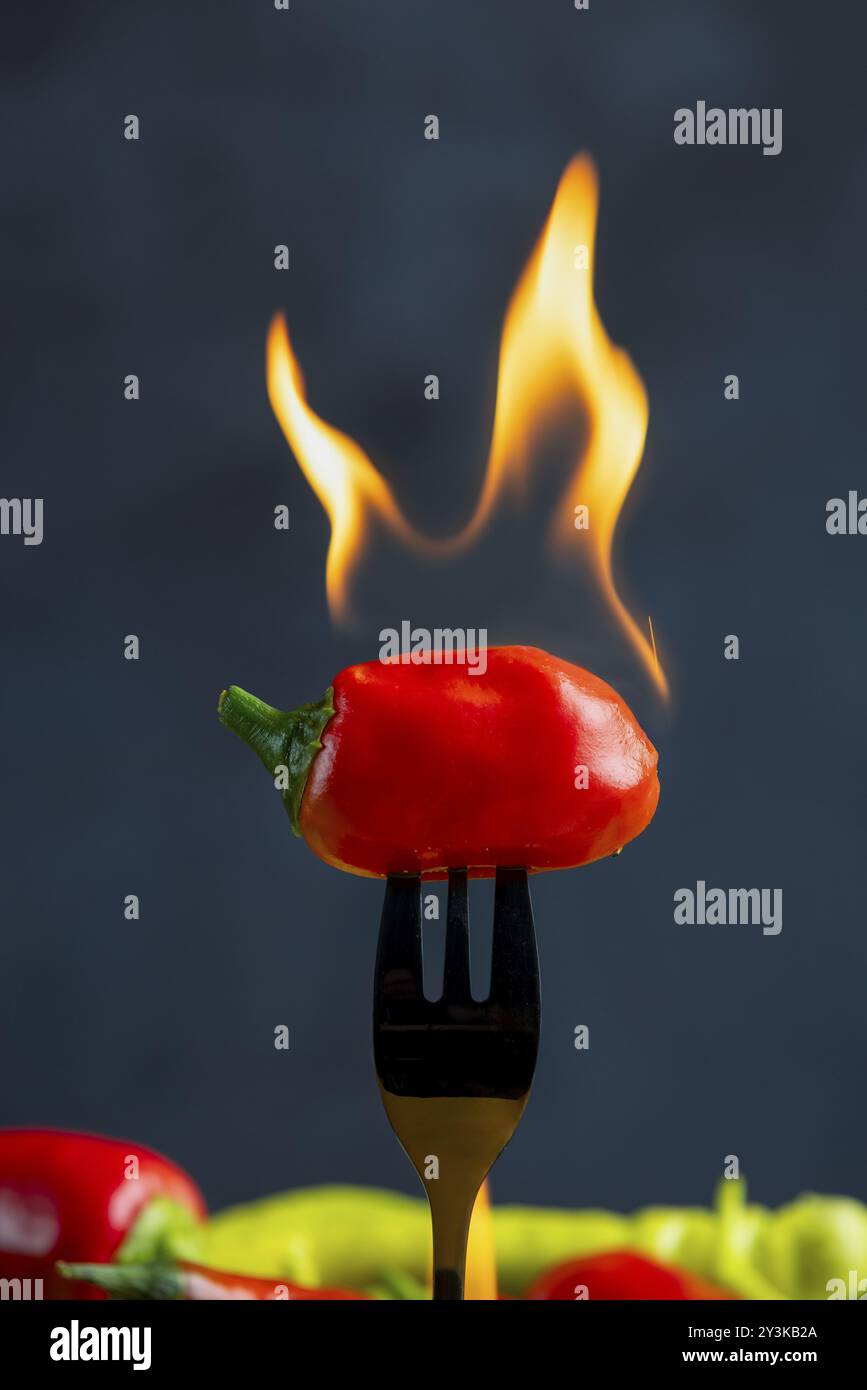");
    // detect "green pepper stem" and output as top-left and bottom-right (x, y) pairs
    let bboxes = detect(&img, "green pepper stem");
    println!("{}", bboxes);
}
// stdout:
(57, 1262), (183, 1300)
(218, 684), (335, 836)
